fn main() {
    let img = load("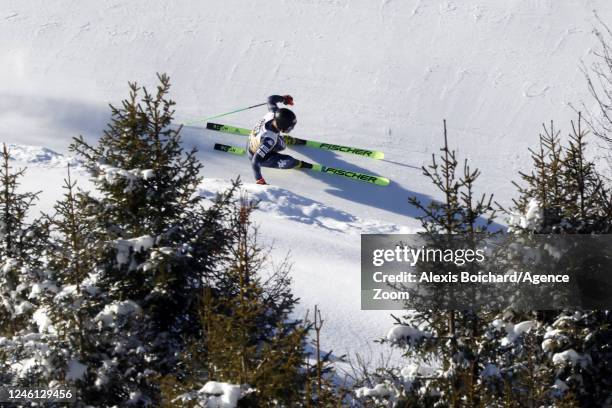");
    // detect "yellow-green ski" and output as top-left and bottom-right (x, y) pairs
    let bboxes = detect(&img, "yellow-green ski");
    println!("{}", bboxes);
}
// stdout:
(213, 143), (245, 155)
(212, 143), (389, 186)
(310, 164), (390, 186)
(206, 122), (384, 160)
